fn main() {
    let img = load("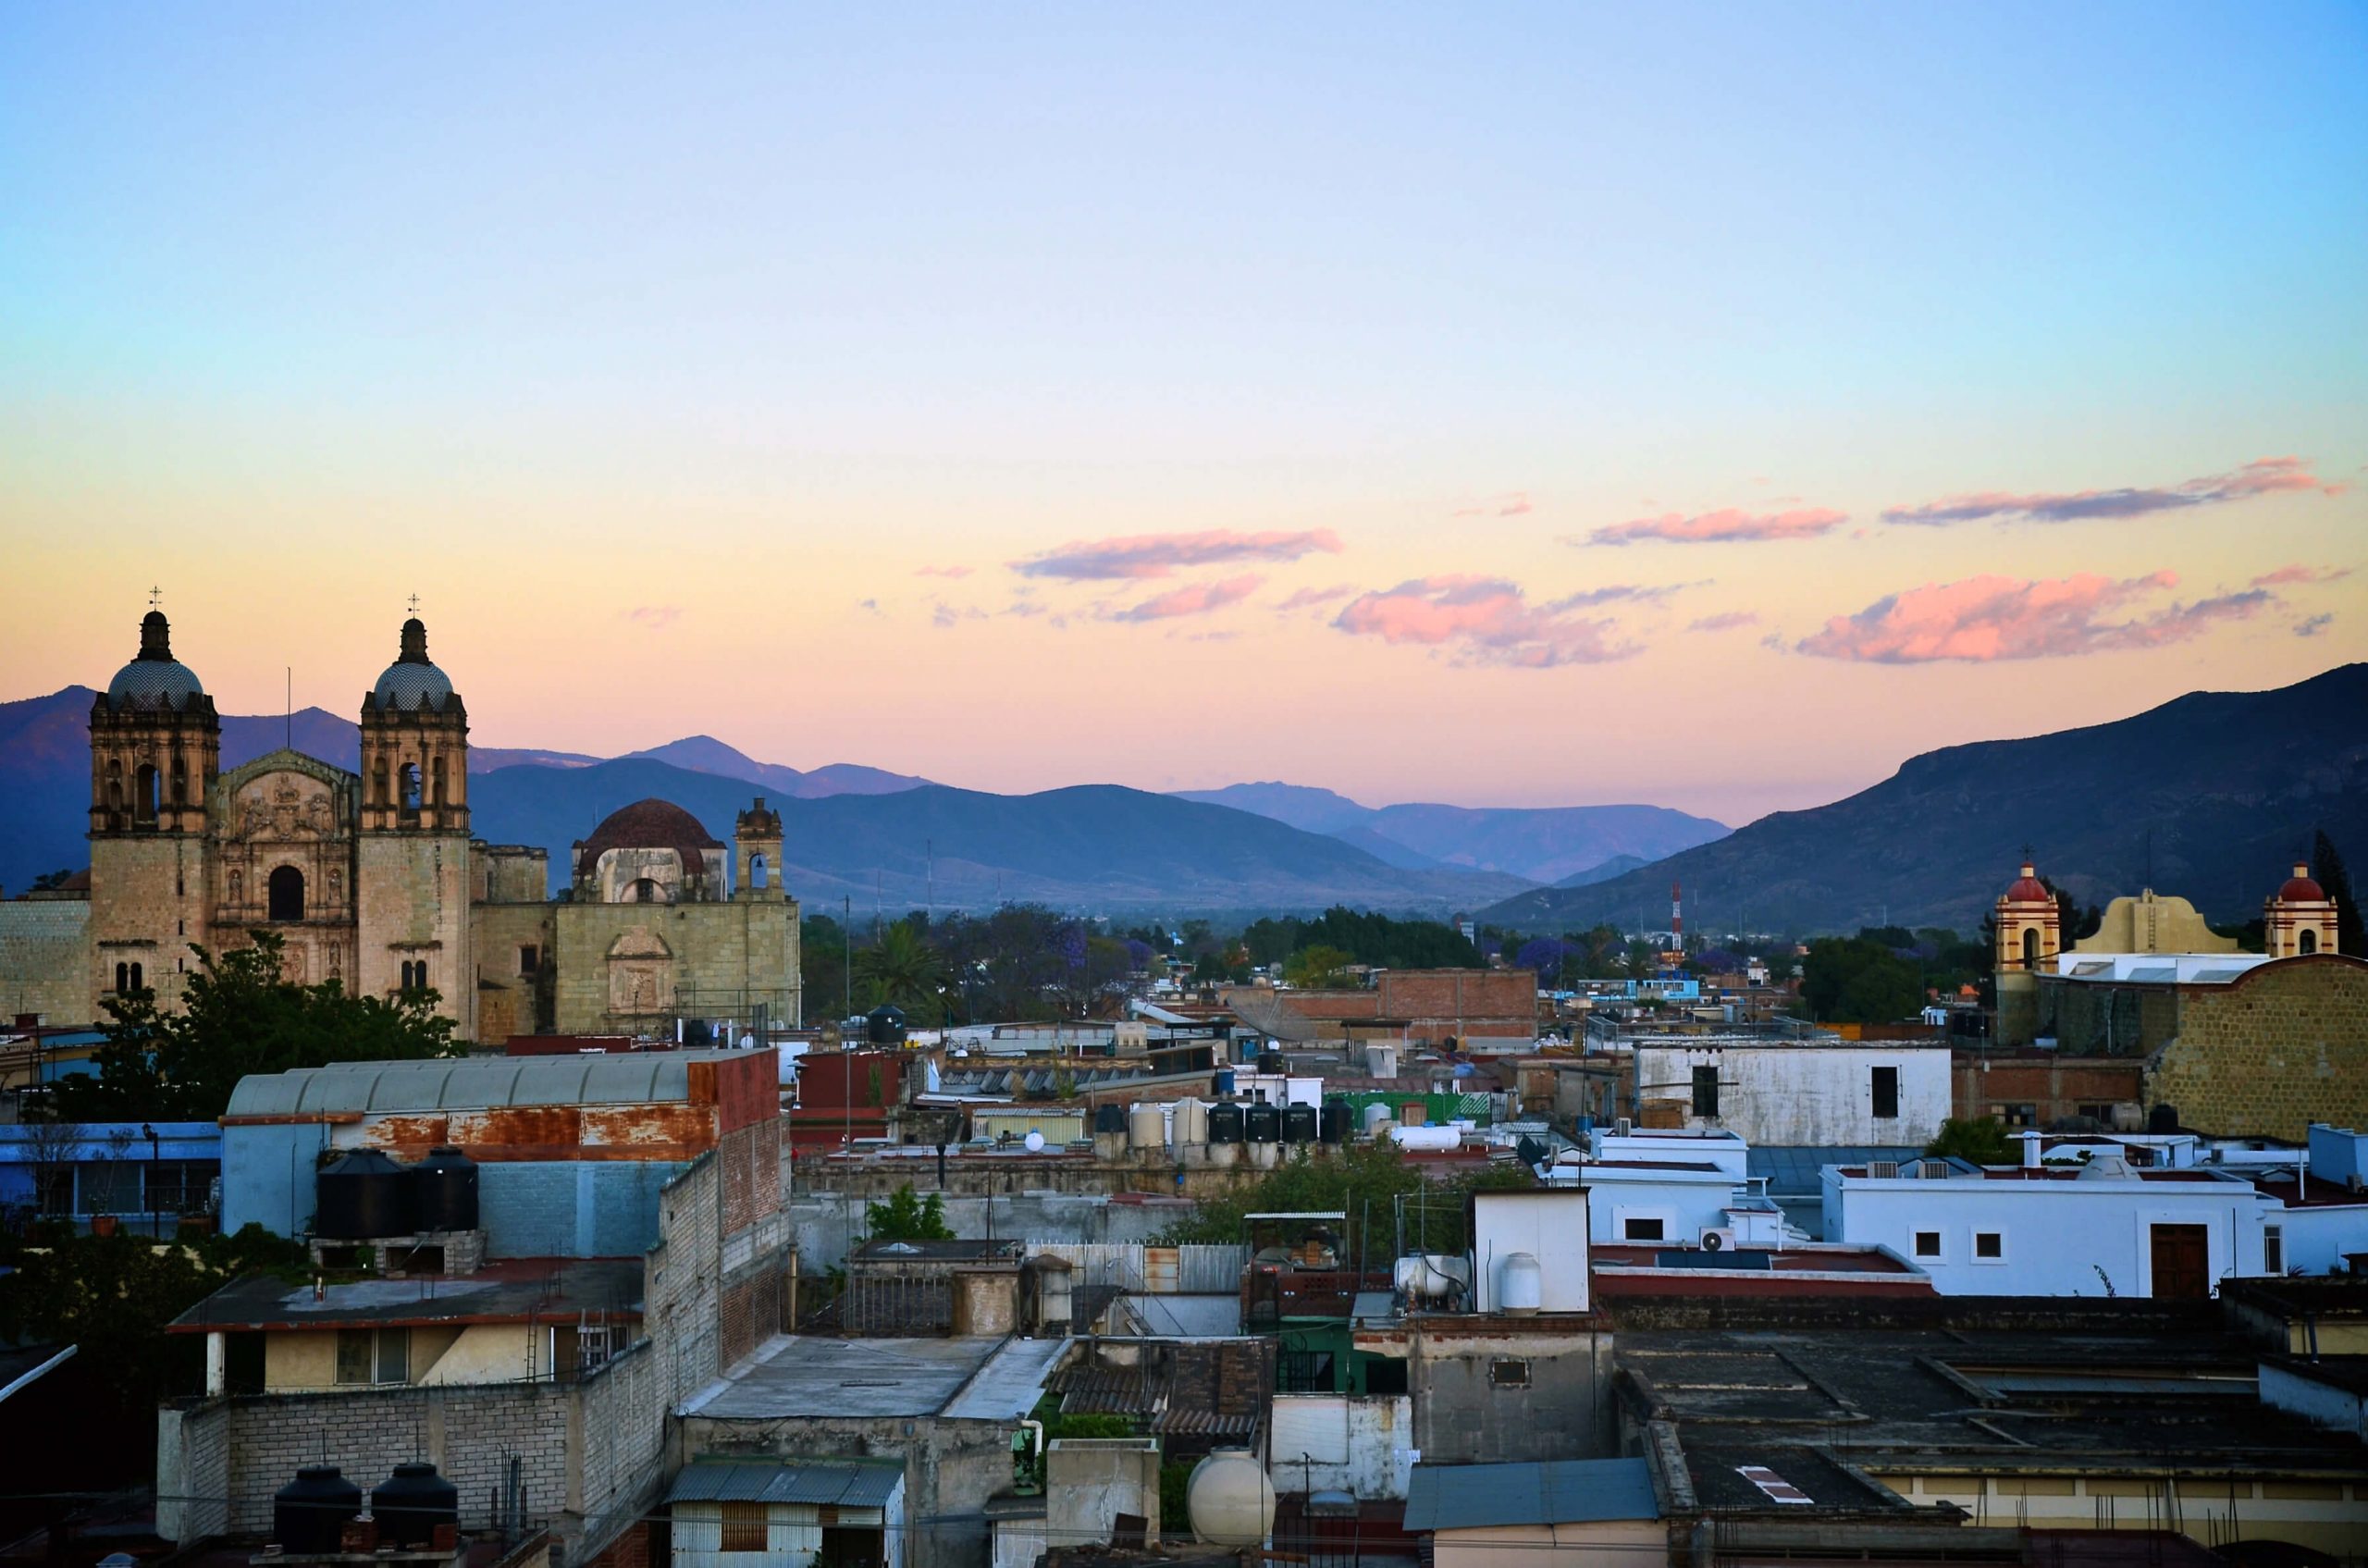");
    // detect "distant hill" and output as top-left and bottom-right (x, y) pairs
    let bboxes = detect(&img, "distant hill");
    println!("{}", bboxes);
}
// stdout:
(471, 759), (1532, 913)
(1175, 783), (1728, 884)
(1556, 853), (1647, 888)
(620, 735), (928, 798)
(1481, 663), (2368, 937)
